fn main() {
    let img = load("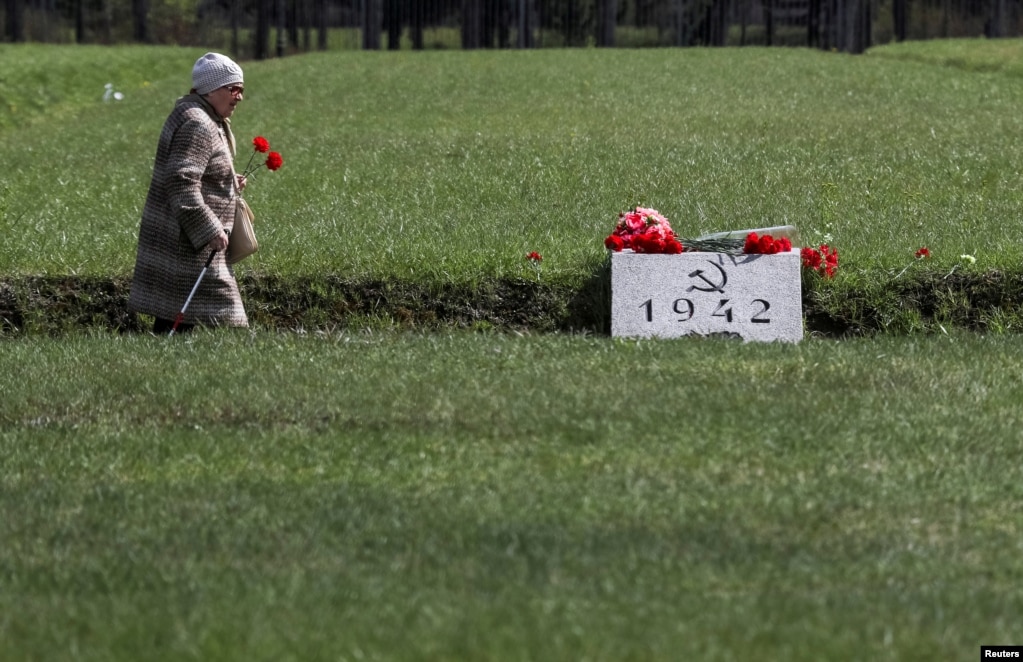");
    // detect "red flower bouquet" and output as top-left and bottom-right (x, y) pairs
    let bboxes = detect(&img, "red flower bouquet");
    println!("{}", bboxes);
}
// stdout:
(241, 135), (284, 178)
(604, 207), (683, 254)
(743, 232), (793, 255)
(801, 244), (839, 277)
(604, 209), (808, 257)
